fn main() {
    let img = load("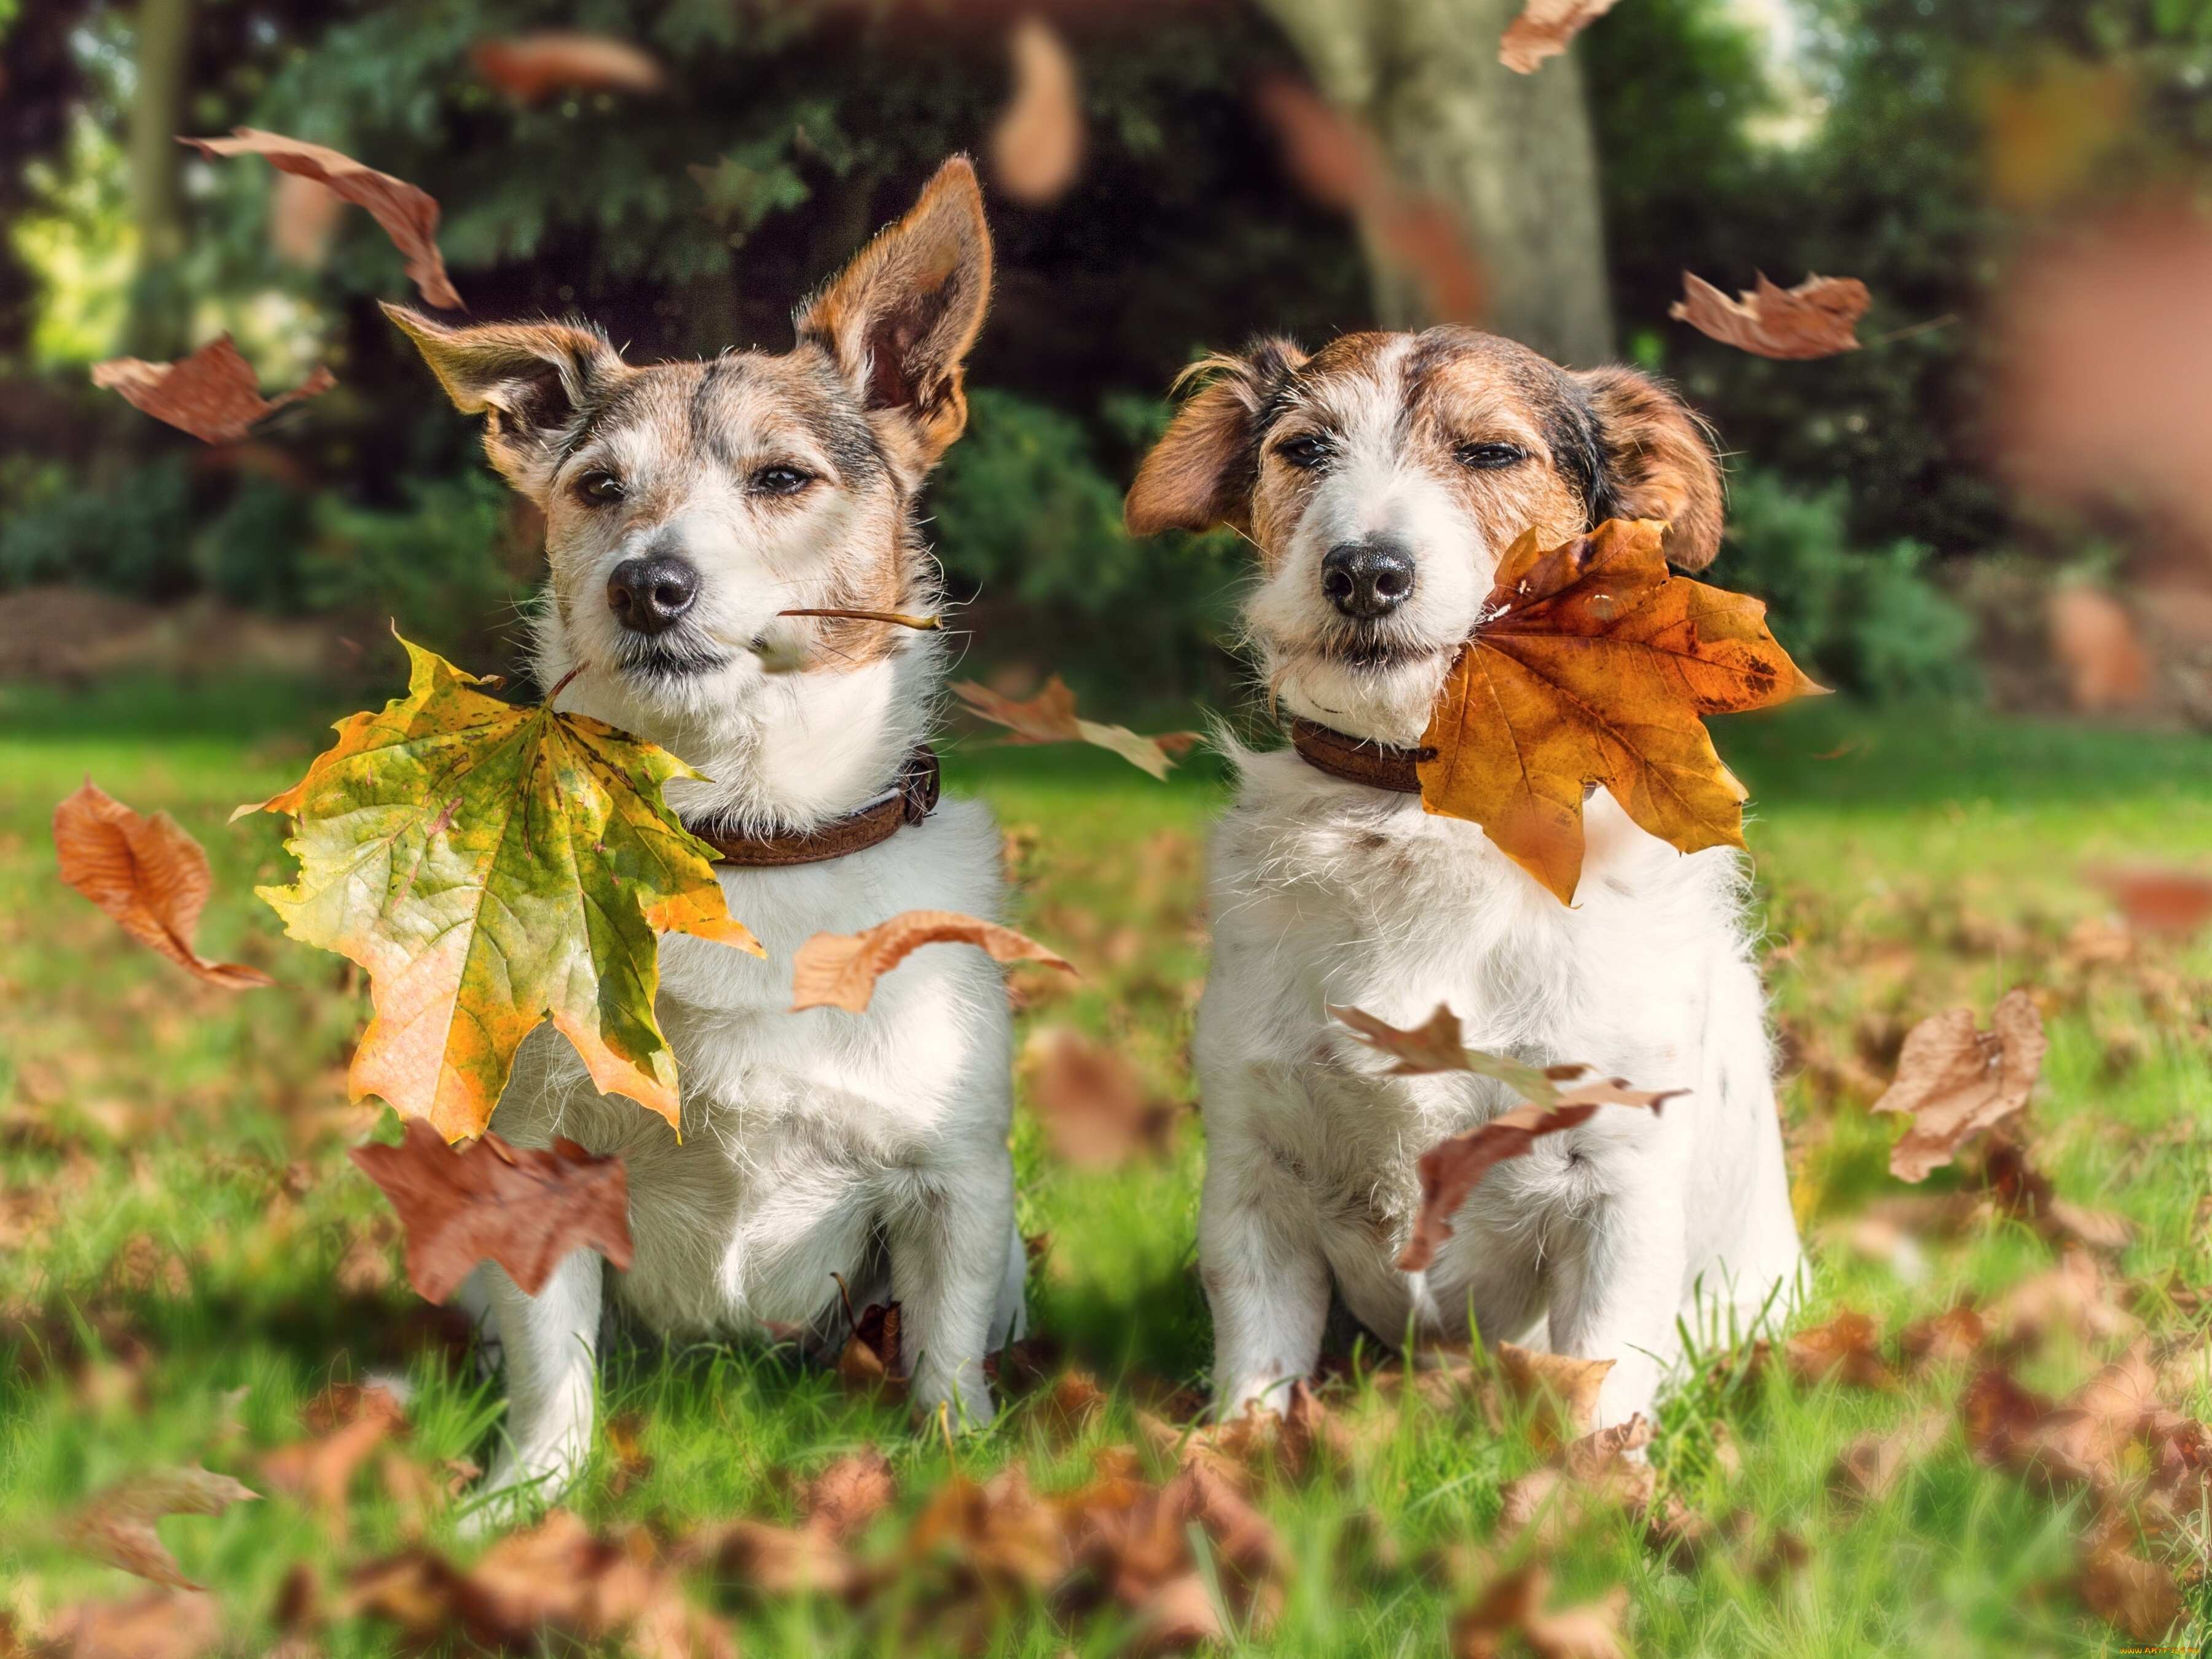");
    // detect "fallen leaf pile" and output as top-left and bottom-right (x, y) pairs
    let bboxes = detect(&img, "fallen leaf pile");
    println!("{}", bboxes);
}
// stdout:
(349, 1117), (633, 1303)
(1332, 1003), (1680, 1270)
(1417, 517), (1822, 904)
(53, 779), (273, 988)
(1669, 270), (1872, 359)
(951, 676), (1199, 780)
(241, 635), (760, 1140)
(179, 129), (462, 310)
(90, 335), (336, 446)
(791, 909), (1073, 1014)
